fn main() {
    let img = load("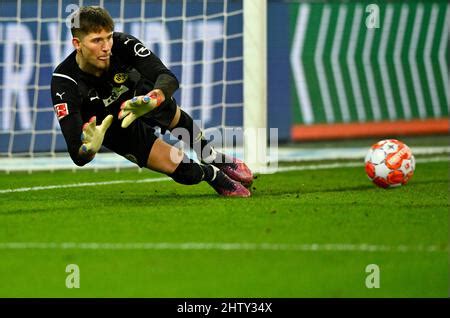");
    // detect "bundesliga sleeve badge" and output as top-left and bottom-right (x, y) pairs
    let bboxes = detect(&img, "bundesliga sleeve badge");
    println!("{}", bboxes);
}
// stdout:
(54, 103), (69, 120)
